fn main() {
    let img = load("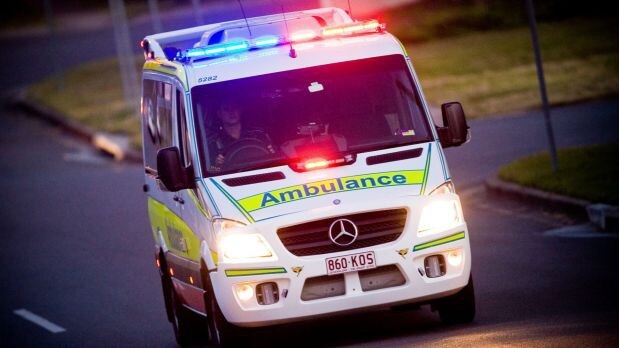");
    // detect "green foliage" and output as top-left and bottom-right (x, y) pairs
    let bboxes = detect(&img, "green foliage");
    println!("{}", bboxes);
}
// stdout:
(384, 0), (618, 43)
(409, 17), (619, 117)
(499, 144), (619, 204)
